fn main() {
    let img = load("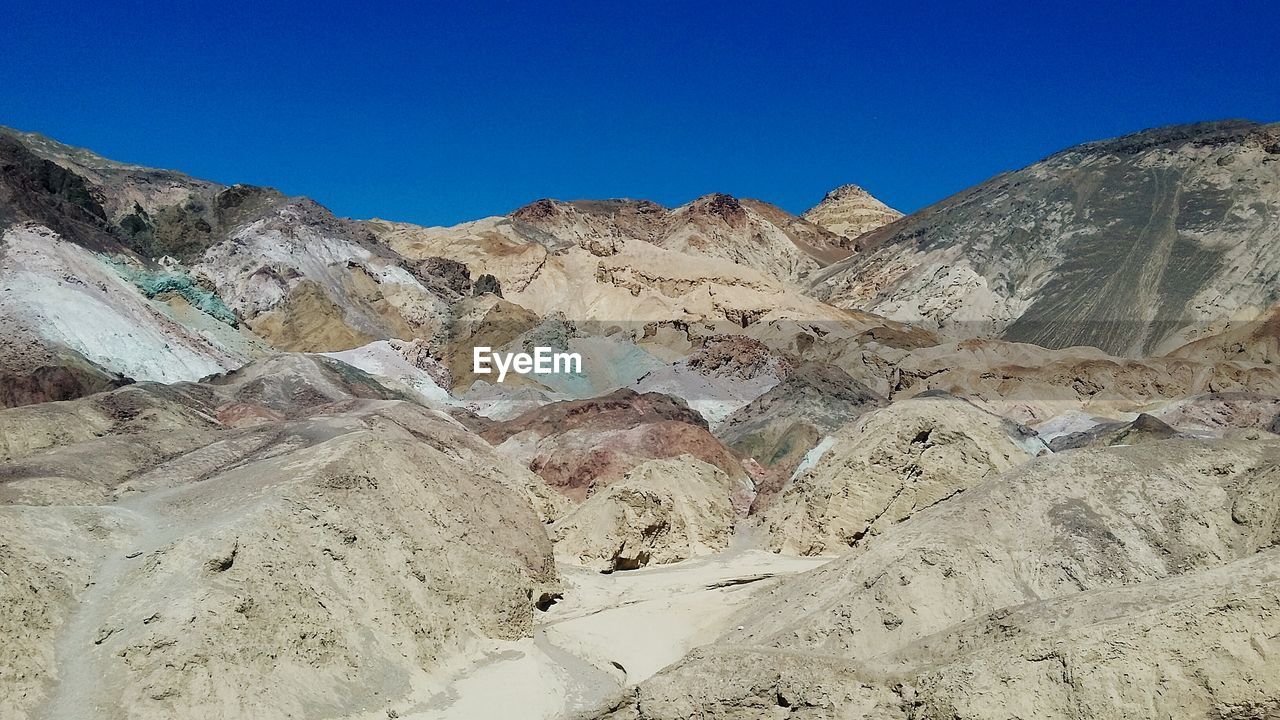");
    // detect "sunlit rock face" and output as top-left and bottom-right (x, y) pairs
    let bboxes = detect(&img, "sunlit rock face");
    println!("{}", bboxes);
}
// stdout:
(810, 121), (1280, 356)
